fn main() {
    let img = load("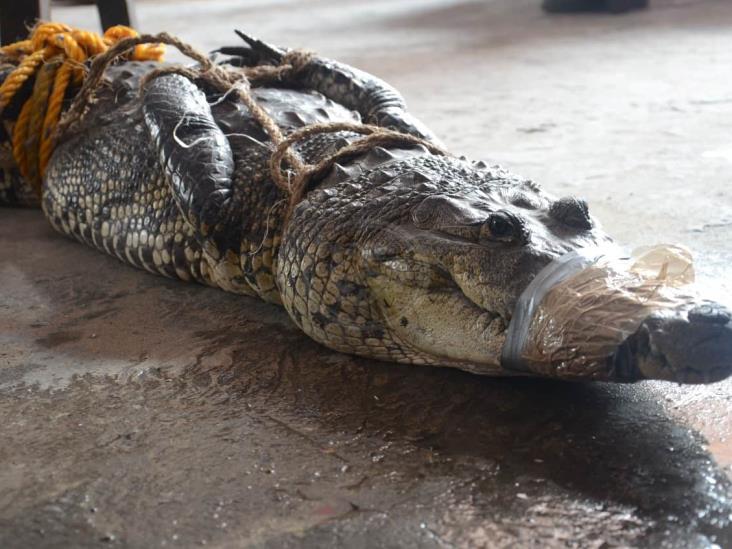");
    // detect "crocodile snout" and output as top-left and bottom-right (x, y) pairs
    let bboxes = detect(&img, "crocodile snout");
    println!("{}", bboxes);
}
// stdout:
(636, 302), (732, 383)
(688, 303), (731, 325)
